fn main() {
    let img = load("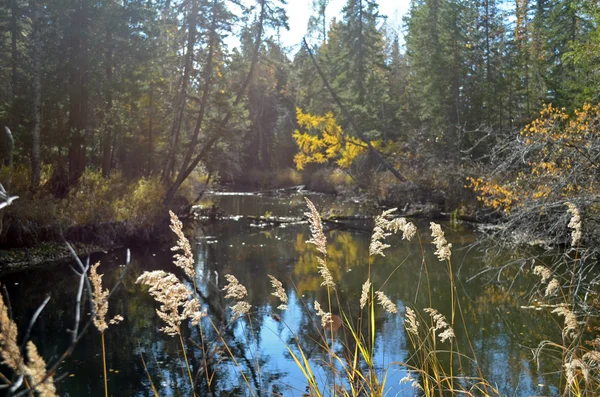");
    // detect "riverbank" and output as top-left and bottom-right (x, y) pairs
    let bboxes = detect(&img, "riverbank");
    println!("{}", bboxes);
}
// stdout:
(0, 179), (481, 272)
(0, 214), (176, 273)
(0, 241), (106, 274)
